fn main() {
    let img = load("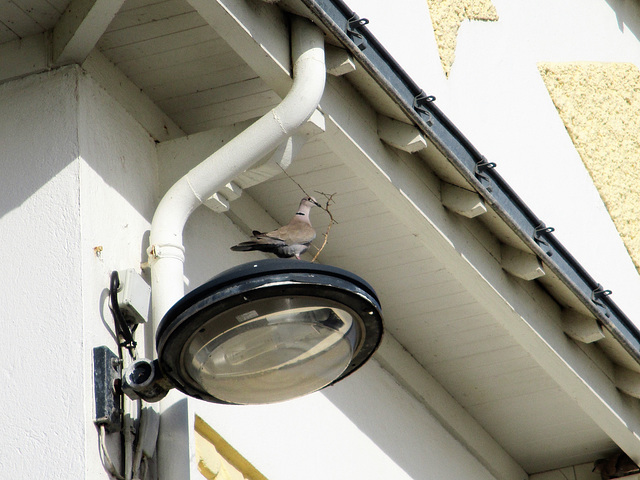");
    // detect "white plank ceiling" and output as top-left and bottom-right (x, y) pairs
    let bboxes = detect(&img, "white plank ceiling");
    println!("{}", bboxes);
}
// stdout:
(0, 0), (278, 131)
(0, 0), (64, 42)
(98, 0), (280, 132)
(1, 0), (626, 475)
(247, 138), (616, 473)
